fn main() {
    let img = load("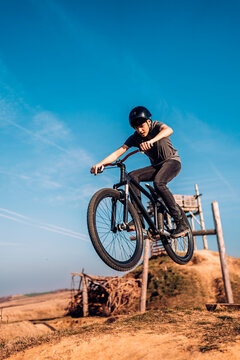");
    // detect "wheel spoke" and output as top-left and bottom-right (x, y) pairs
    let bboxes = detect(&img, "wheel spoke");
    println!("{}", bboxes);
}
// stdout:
(93, 195), (140, 263)
(160, 209), (193, 263)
